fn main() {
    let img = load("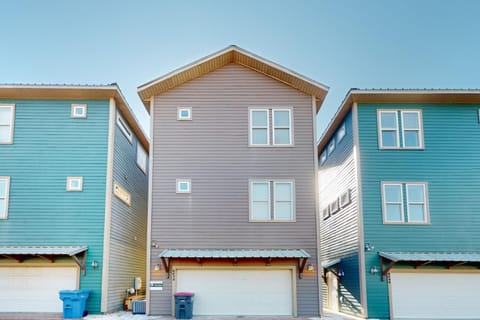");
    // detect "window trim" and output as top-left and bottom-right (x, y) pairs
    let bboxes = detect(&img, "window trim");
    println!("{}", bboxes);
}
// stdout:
(177, 107), (192, 121)
(320, 150), (327, 166)
(71, 104), (87, 118)
(0, 176), (10, 219)
(377, 110), (400, 149)
(0, 104), (15, 144)
(328, 140), (336, 155)
(405, 183), (429, 223)
(249, 109), (270, 146)
(249, 179), (295, 222)
(176, 179), (191, 194)
(116, 112), (133, 143)
(381, 181), (430, 224)
(273, 181), (295, 221)
(136, 144), (147, 174)
(400, 110), (424, 149)
(66, 177), (83, 192)
(337, 122), (346, 143)
(272, 108), (292, 146)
